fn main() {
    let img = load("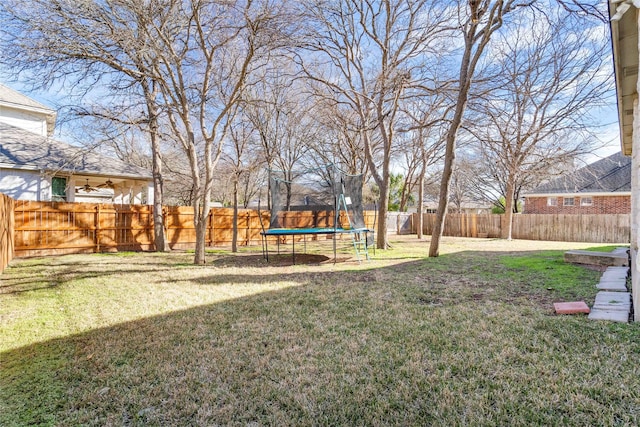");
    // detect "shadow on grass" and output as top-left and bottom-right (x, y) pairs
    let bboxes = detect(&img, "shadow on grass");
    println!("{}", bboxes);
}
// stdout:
(3, 250), (637, 425)
(0, 265), (195, 295)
